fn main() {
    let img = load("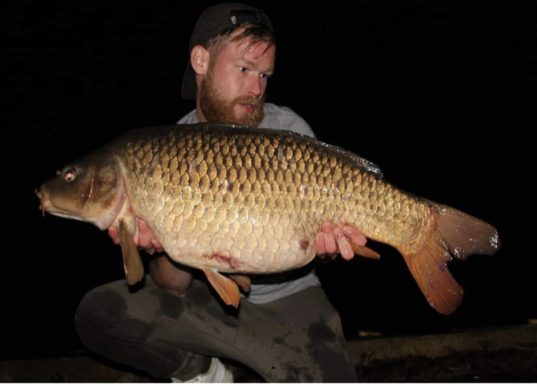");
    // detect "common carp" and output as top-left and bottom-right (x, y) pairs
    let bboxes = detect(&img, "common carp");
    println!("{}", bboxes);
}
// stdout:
(36, 123), (500, 314)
